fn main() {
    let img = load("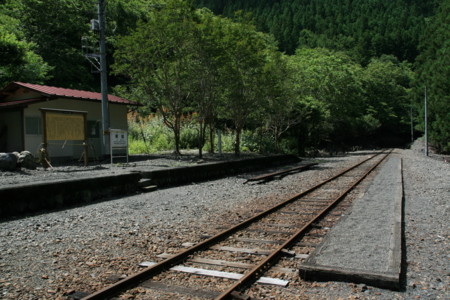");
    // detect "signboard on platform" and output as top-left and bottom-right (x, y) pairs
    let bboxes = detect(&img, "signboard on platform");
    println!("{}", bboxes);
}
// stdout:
(110, 129), (128, 147)
(110, 129), (128, 164)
